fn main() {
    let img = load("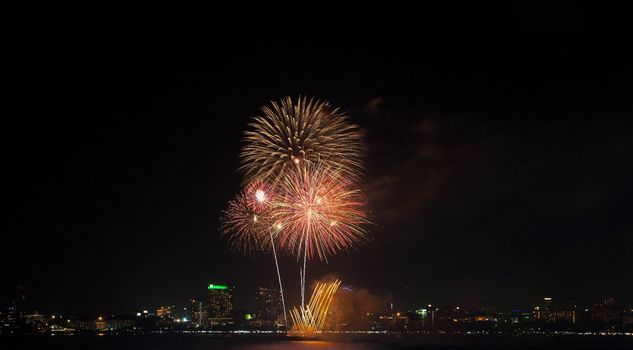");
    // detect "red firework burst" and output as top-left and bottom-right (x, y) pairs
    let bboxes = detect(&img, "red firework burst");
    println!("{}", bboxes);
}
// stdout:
(273, 163), (369, 261)
(244, 180), (276, 215)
